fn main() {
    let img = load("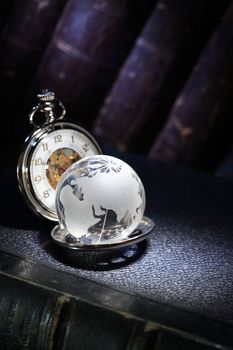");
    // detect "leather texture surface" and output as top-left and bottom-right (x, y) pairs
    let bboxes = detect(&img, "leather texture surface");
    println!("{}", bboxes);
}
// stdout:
(1, 150), (233, 325)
